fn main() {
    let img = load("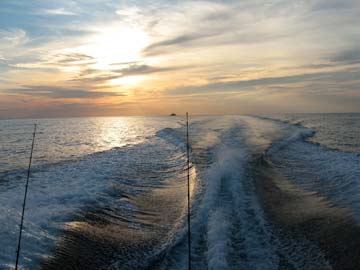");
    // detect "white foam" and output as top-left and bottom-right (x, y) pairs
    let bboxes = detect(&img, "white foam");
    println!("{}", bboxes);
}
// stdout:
(0, 136), (182, 270)
(186, 138), (281, 269)
(272, 138), (360, 222)
(267, 126), (315, 155)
